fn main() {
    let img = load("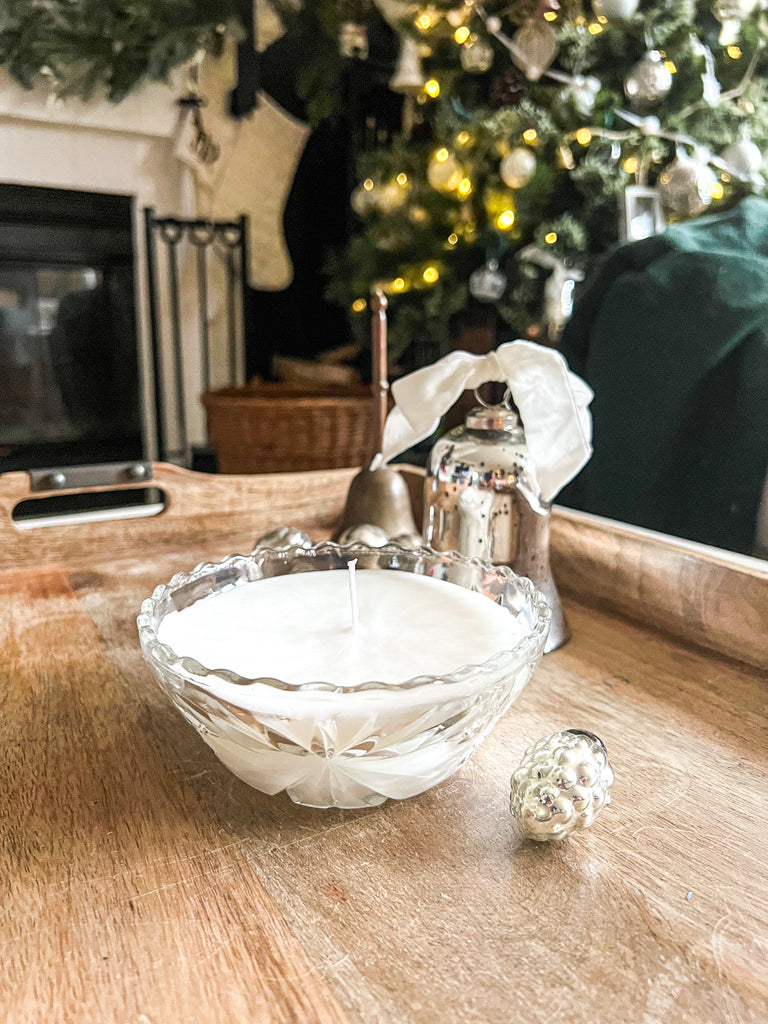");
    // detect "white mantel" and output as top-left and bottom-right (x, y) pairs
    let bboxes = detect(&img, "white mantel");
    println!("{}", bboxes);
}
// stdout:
(0, 68), (182, 137)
